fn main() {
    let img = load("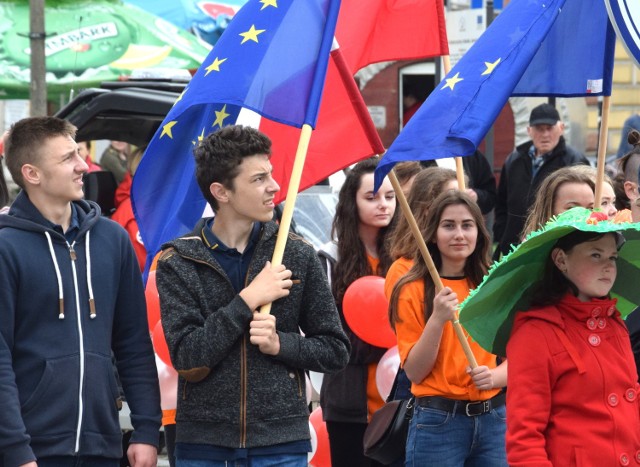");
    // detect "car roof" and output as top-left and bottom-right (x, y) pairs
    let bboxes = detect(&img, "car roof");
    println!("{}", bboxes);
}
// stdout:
(54, 81), (186, 147)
